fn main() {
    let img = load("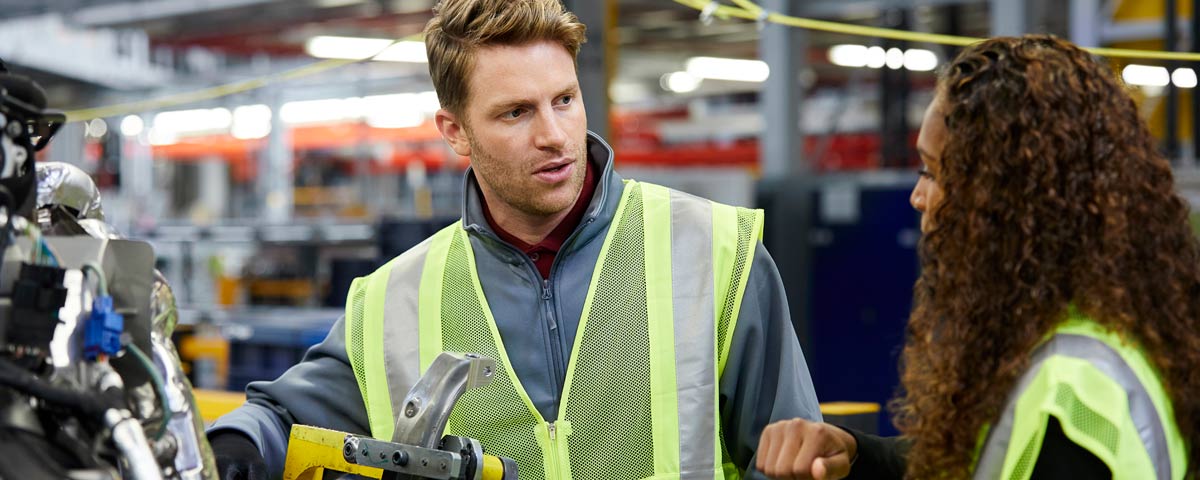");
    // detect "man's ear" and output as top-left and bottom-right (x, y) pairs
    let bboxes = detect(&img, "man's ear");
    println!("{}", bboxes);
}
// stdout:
(435, 108), (472, 157)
